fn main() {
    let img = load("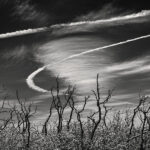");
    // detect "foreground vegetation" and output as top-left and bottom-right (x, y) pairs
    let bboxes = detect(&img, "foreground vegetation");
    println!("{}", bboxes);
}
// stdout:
(0, 75), (150, 150)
